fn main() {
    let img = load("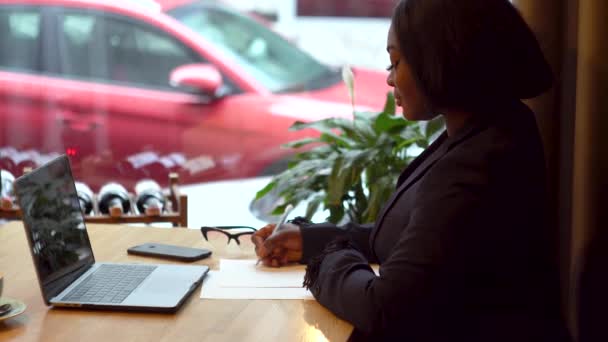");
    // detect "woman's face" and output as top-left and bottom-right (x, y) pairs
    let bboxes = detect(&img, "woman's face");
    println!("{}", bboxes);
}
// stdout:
(386, 24), (431, 121)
